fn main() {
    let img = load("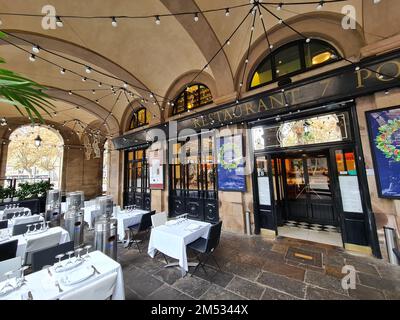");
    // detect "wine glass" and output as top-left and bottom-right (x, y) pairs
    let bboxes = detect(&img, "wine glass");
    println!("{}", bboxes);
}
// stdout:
(75, 248), (83, 262)
(55, 253), (65, 270)
(26, 224), (32, 234)
(46, 221), (50, 230)
(84, 245), (92, 260)
(66, 251), (74, 266)
(17, 266), (29, 287)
